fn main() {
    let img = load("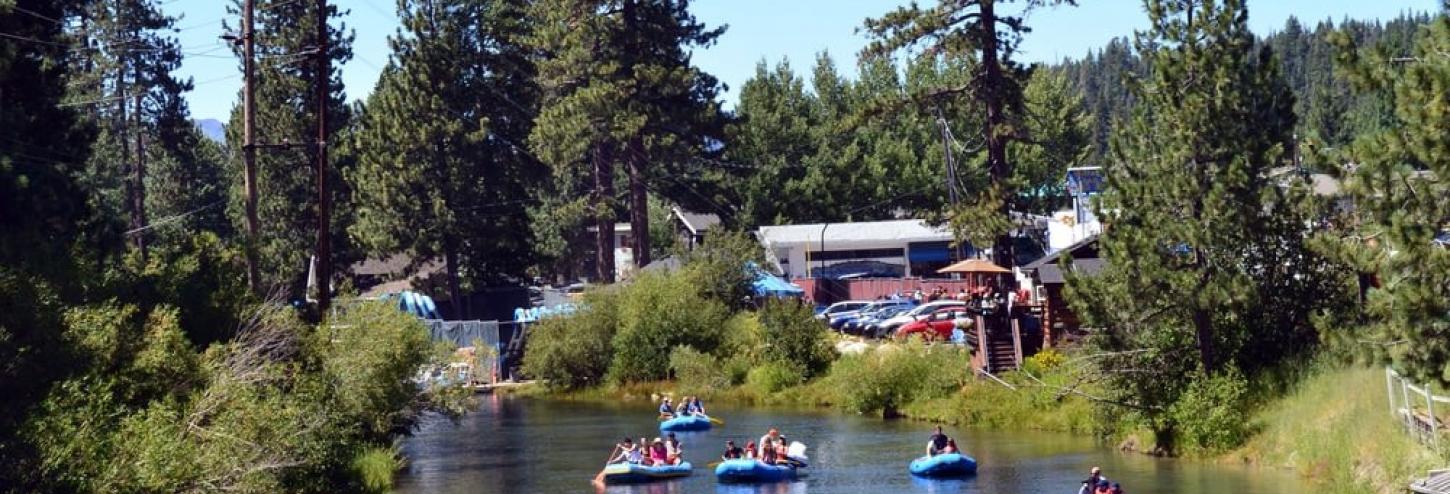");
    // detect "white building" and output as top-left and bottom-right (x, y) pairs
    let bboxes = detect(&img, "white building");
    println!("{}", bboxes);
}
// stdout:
(758, 219), (968, 279)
